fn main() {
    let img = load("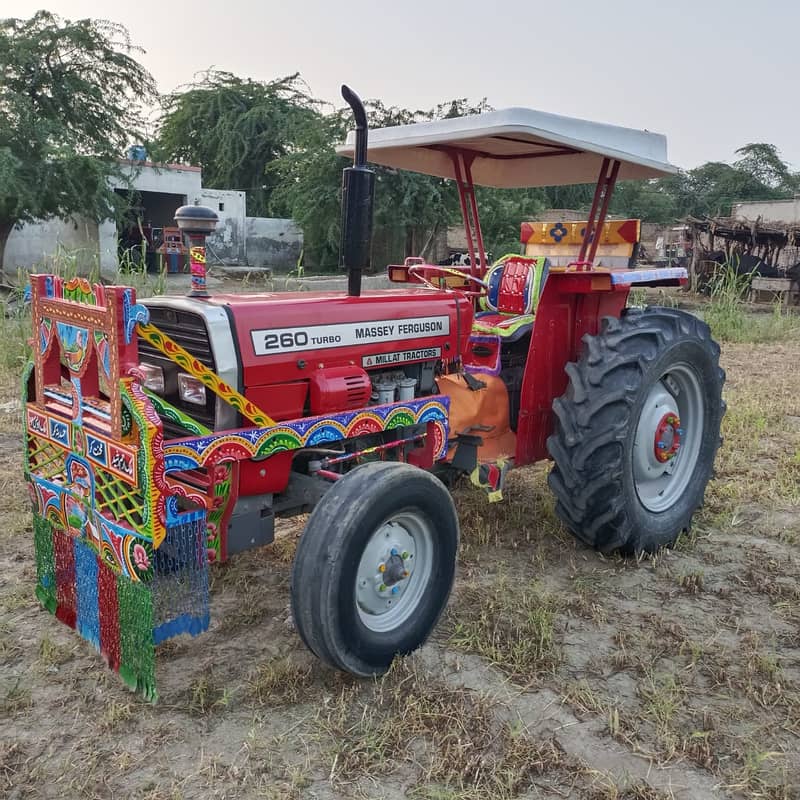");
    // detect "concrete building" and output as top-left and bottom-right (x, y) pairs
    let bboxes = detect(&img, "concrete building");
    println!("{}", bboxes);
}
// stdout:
(732, 197), (800, 224)
(3, 160), (302, 279)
